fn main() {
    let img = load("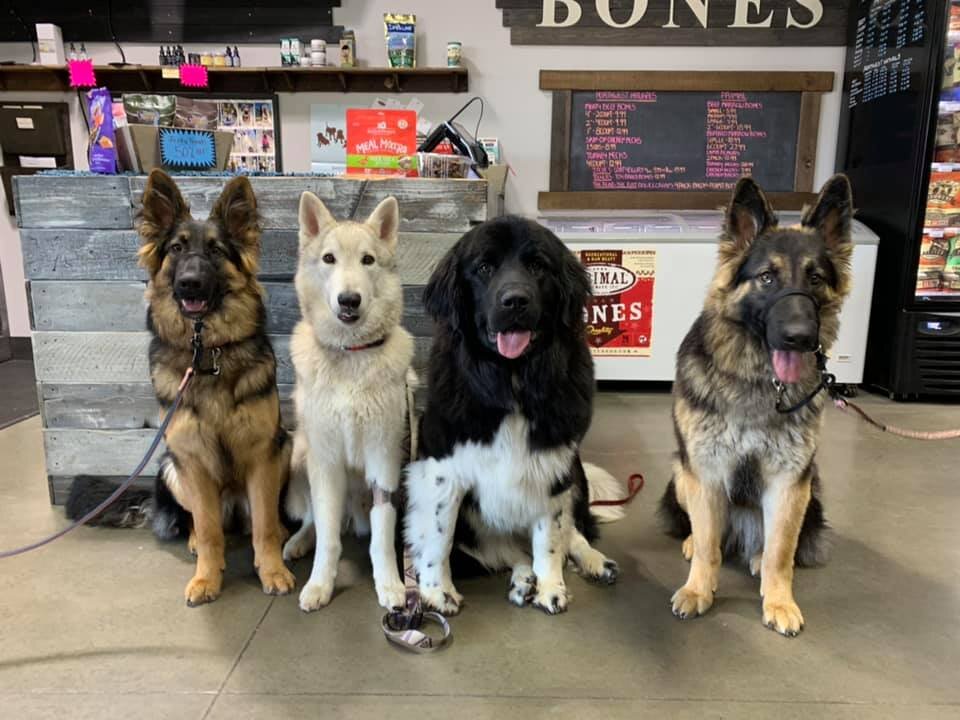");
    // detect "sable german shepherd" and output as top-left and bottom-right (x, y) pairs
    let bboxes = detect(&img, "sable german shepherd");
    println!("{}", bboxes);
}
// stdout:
(659, 175), (853, 636)
(68, 170), (295, 606)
